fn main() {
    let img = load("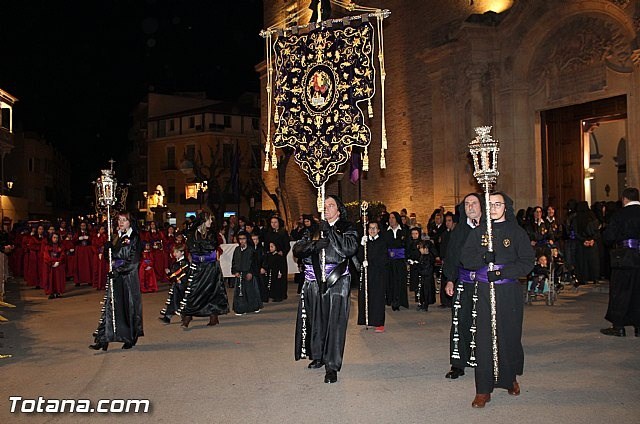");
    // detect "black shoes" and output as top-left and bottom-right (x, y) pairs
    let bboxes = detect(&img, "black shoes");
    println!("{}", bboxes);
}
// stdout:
(48, 294), (55, 299)
(181, 315), (193, 328)
(207, 314), (220, 326)
(122, 343), (133, 349)
(600, 327), (626, 337)
(392, 306), (400, 311)
(324, 369), (338, 383)
(159, 316), (171, 324)
(89, 342), (108, 351)
(445, 367), (465, 379)
(308, 359), (324, 369)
